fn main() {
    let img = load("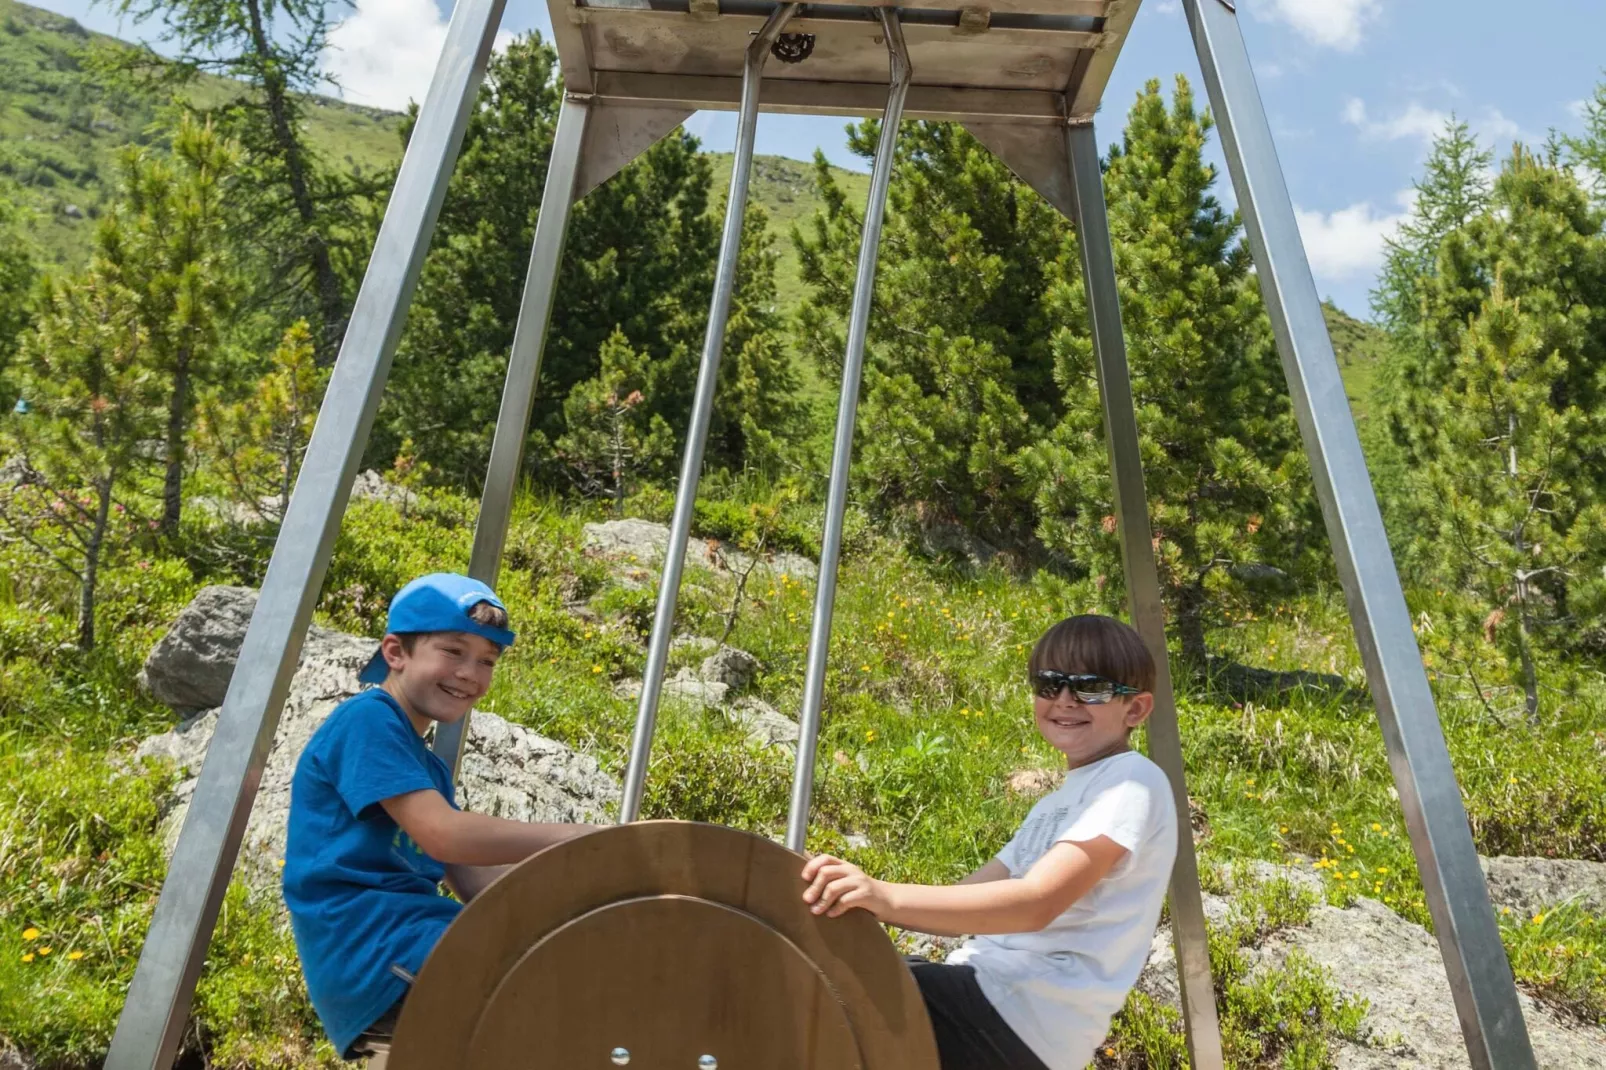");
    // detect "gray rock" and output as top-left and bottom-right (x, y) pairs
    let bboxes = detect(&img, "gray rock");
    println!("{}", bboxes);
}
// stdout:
(61, 203), (83, 219)
(350, 468), (417, 511)
(918, 518), (999, 571)
(1133, 864), (1606, 1068)
(0, 1040), (36, 1070)
(701, 646), (760, 692)
(1481, 855), (1606, 916)
(728, 697), (798, 751)
(613, 669), (730, 708)
(582, 518), (817, 580)
(671, 636), (719, 658)
(135, 606), (617, 891)
(138, 585), (375, 715)
(1230, 562), (1294, 593)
